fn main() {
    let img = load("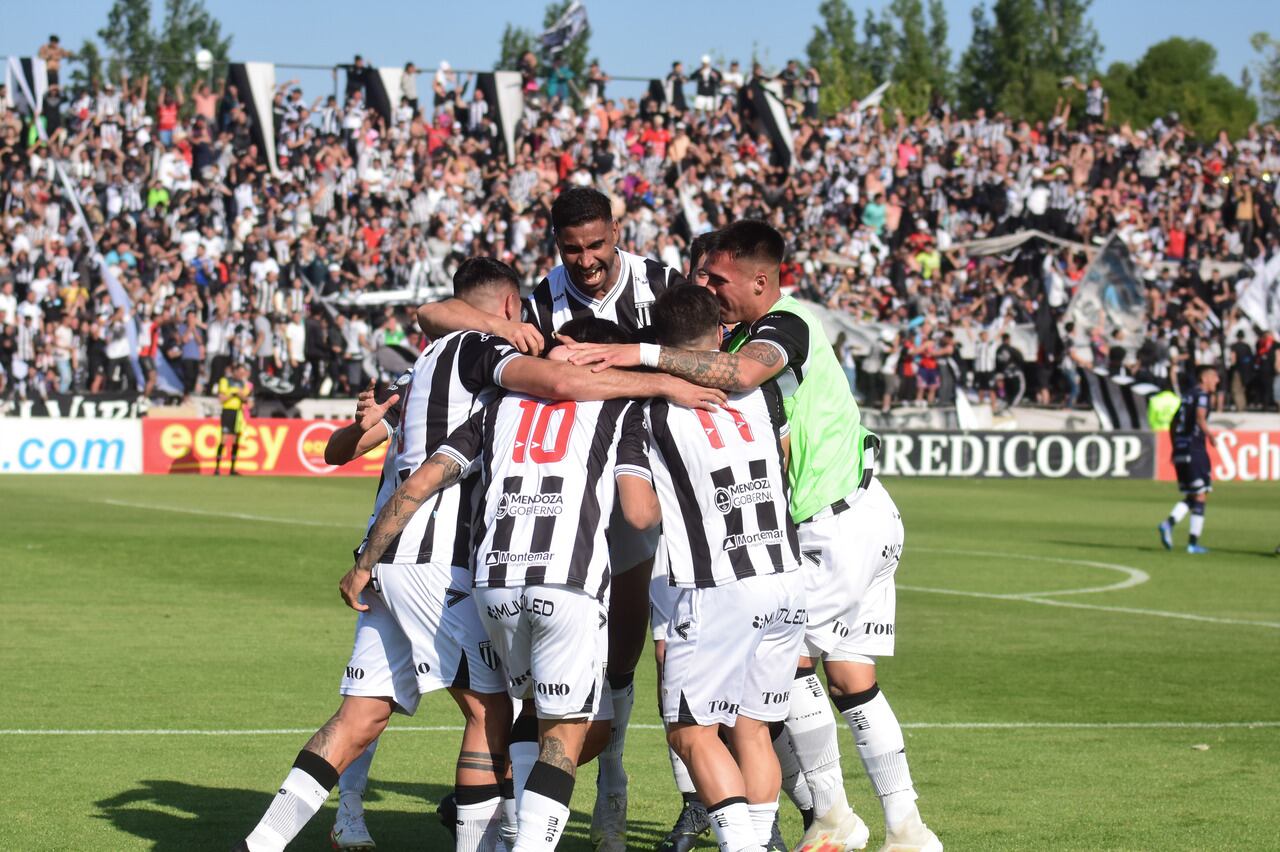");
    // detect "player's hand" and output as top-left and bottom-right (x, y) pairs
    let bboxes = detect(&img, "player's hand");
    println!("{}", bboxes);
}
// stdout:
(500, 320), (545, 356)
(661, 376), (727, 412)
(355, 379), (399, 432)
(563, 340), (642, 373)
(339, 566), (371, 612)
